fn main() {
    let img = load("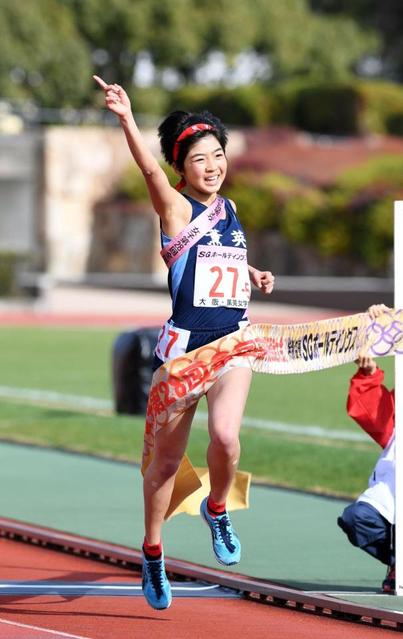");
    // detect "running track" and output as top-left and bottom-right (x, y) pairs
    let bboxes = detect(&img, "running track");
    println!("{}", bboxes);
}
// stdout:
(0, 537), (398, 639)
(3, 302), (393, 637)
